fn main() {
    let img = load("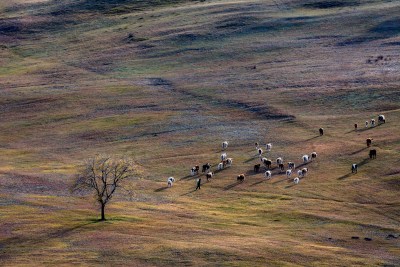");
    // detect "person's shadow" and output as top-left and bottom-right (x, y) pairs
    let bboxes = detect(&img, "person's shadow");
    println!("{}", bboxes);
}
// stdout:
(180, 189), (197, 196)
